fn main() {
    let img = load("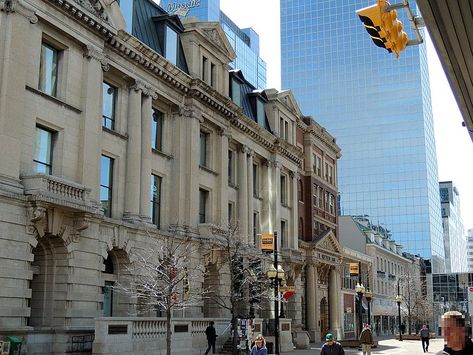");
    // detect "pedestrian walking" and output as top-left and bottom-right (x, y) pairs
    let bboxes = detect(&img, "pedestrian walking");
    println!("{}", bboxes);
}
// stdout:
(400, 323), (406, 335)
(249, 334), (267, 355)
(320, 333), (344, 355)
(420, 324), (430, 352)
(359, 324), (373, 355)
(204, 321), (217, 355)
(436, 311), (473, 355)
